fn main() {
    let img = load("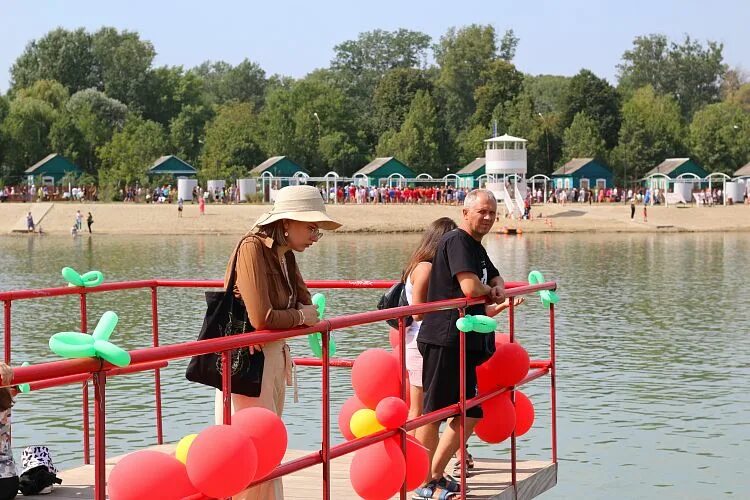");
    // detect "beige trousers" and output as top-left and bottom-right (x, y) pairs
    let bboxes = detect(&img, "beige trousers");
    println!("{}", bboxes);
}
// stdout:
(214, 341), (291, 500)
